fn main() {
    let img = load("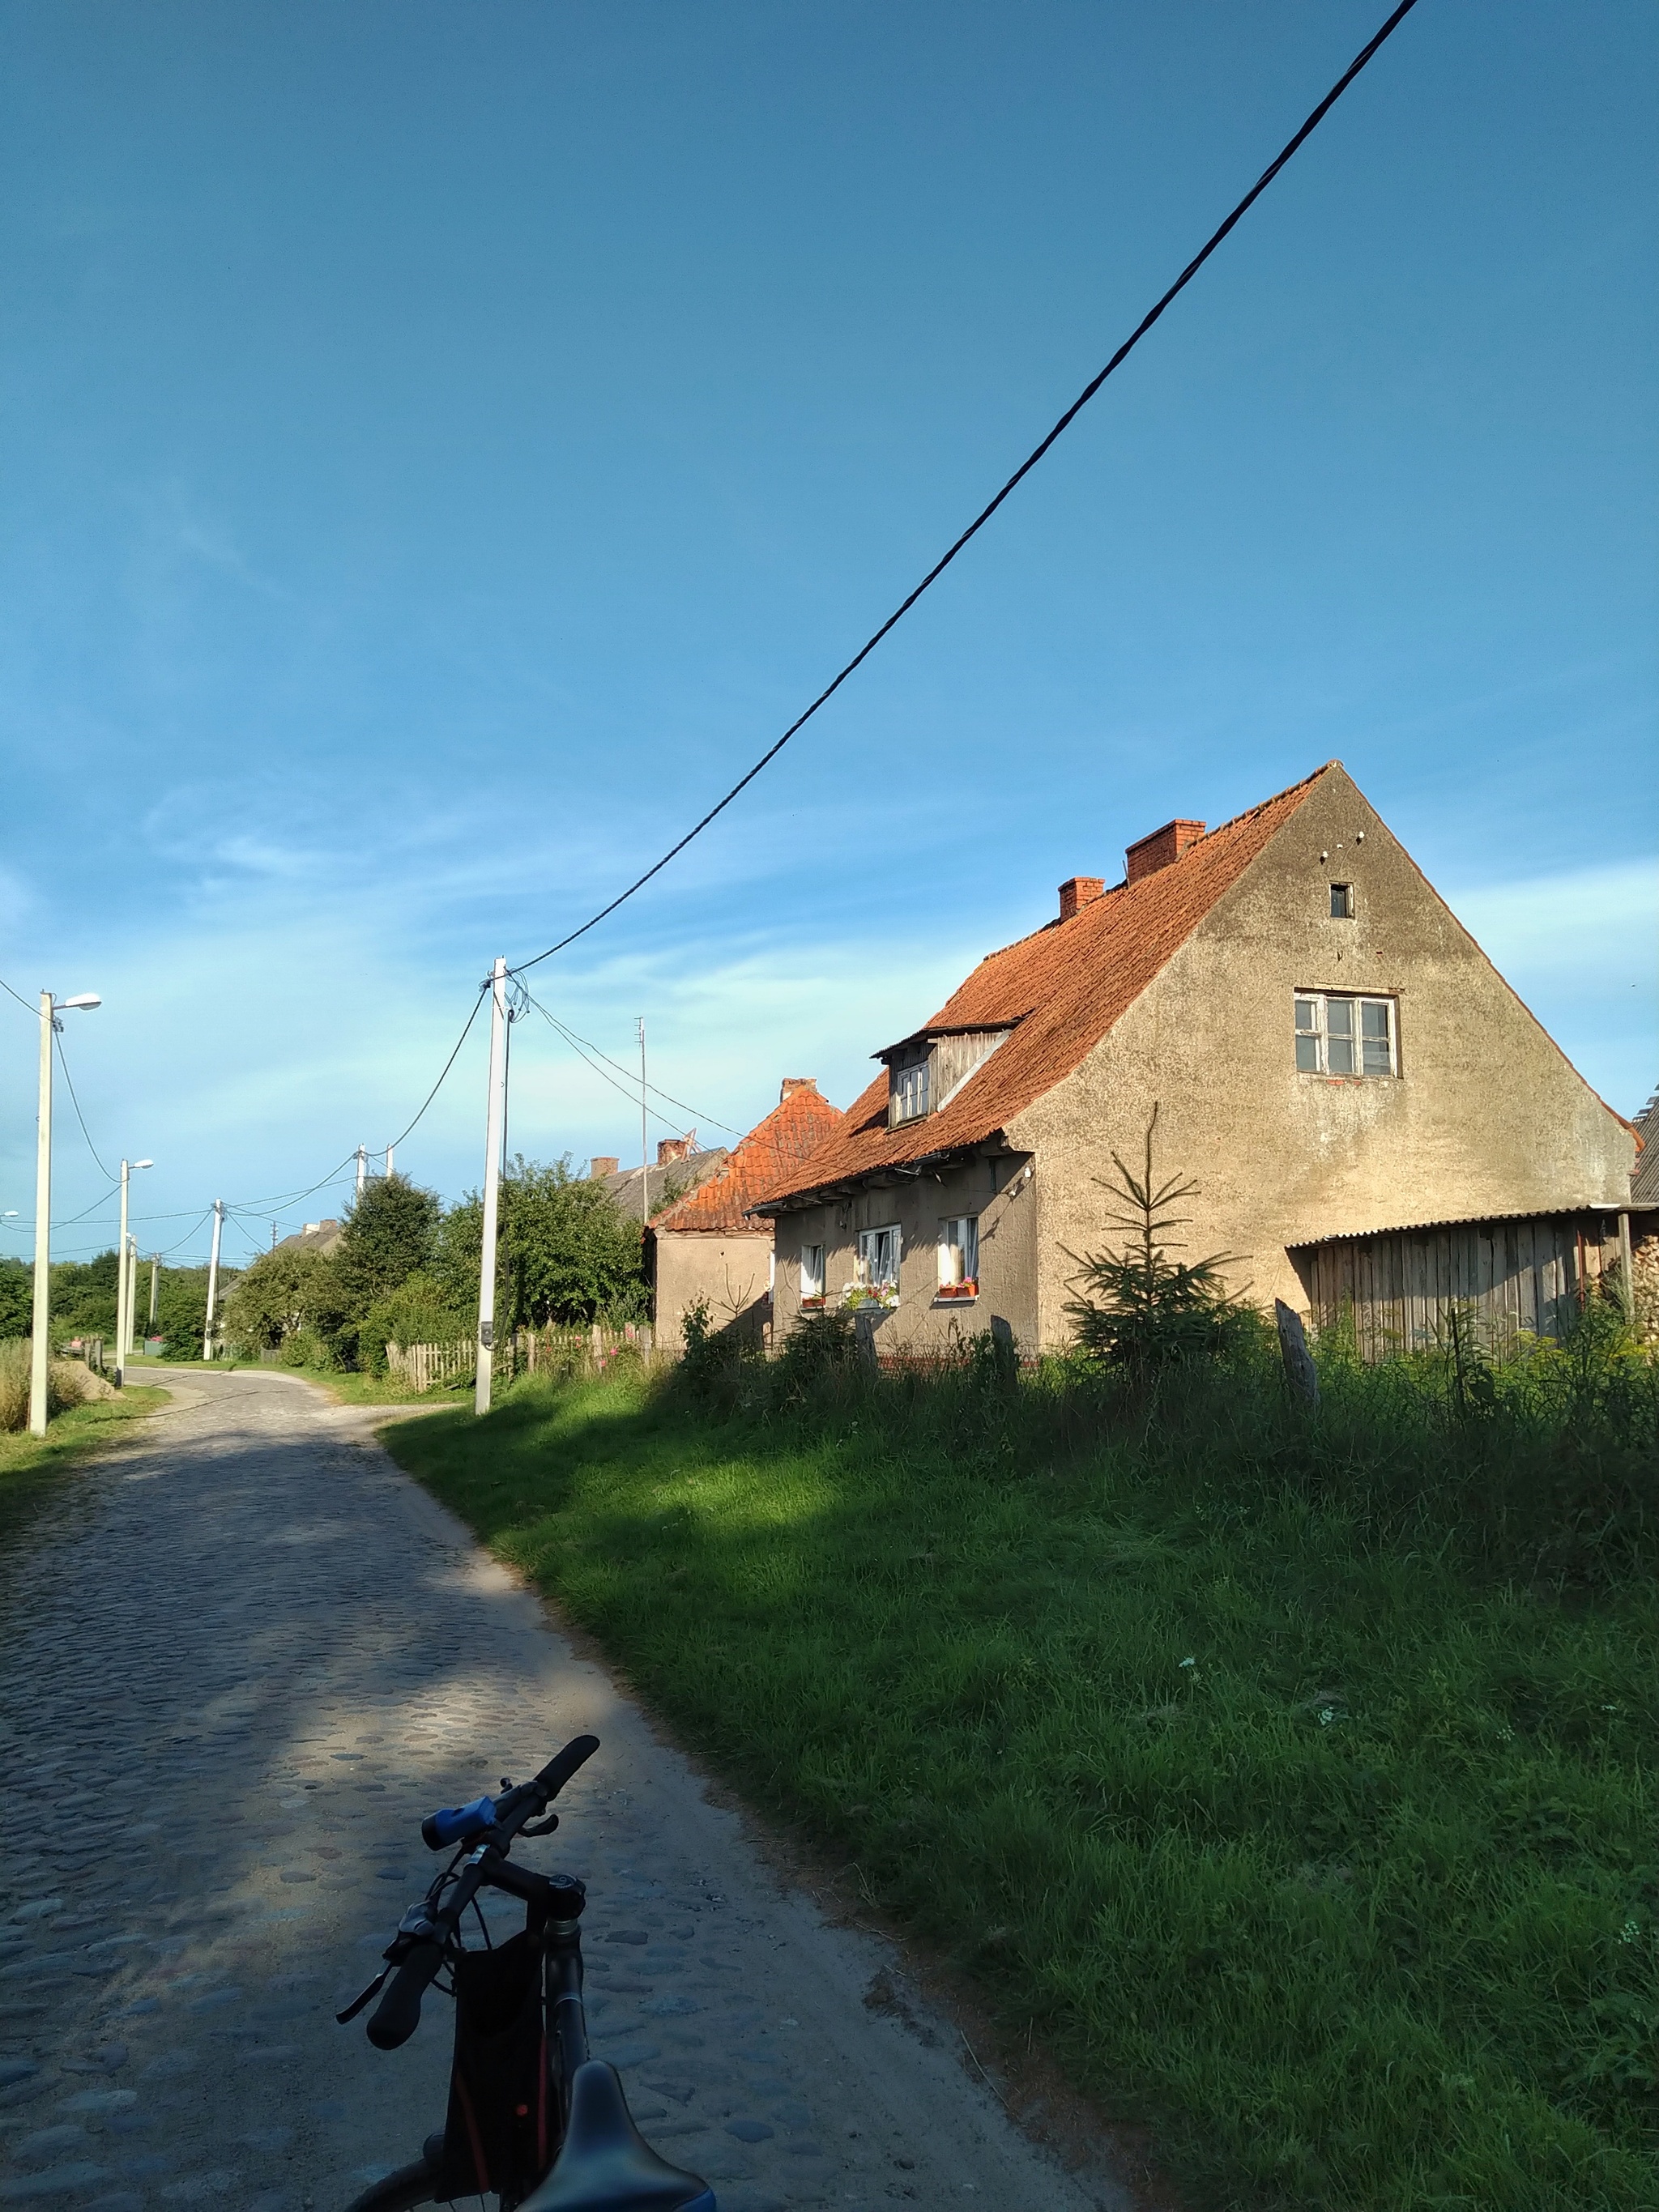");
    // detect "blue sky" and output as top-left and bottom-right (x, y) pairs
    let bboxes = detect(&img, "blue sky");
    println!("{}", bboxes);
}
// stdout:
(2, 0), (1654, 1268)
